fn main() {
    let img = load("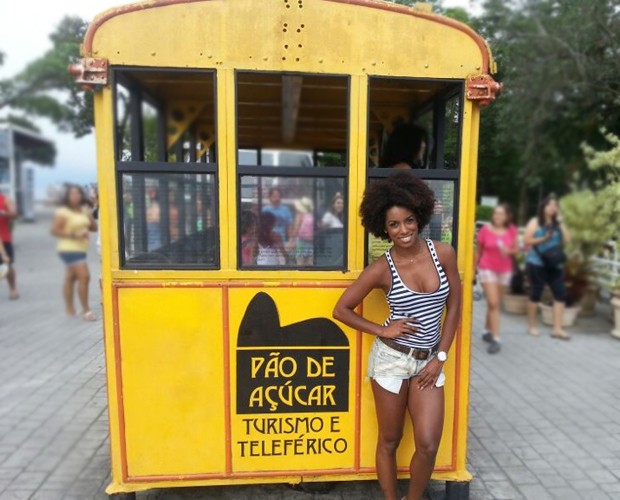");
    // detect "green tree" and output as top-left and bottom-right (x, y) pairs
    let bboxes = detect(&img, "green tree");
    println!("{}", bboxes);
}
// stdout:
(0, 16), (93, 146)
(475, 0), (620, 222)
